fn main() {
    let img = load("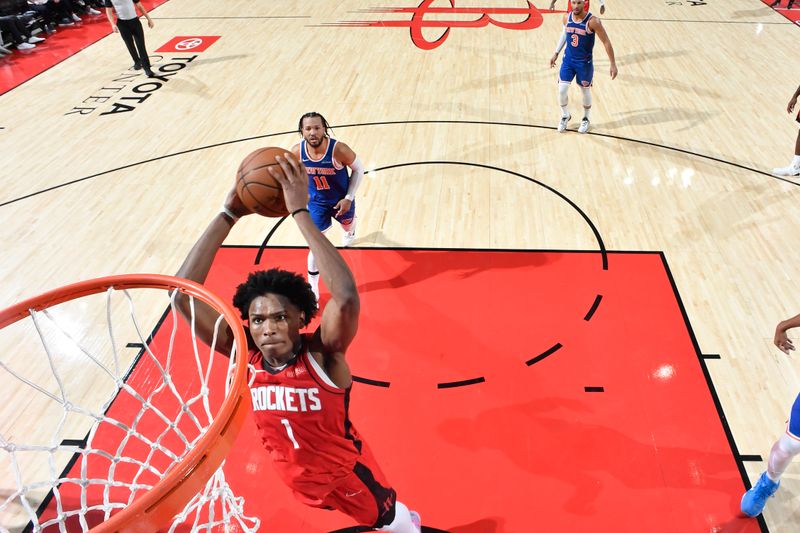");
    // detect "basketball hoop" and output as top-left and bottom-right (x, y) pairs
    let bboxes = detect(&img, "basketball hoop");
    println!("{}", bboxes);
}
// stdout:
(0, 274), (258, 532)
